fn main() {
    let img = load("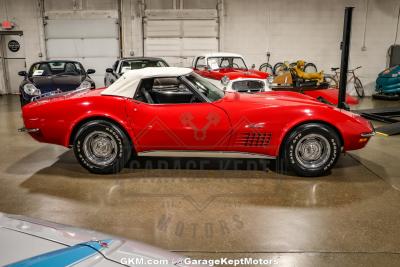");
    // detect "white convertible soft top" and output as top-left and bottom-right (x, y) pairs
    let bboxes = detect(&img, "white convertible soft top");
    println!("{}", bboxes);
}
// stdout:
(101, 67), (193, 98)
